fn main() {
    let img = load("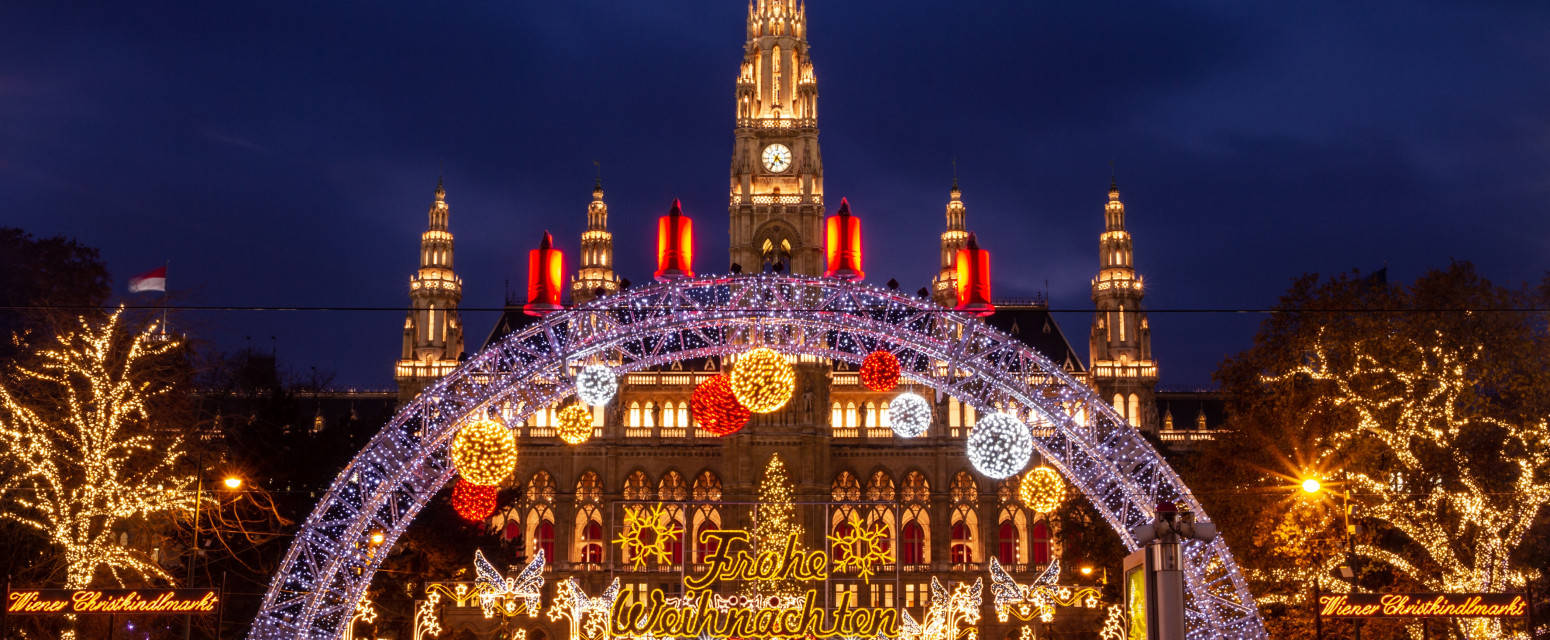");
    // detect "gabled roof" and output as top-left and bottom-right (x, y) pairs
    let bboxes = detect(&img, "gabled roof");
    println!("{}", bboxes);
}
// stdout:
(981, 304), (1088, 374)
